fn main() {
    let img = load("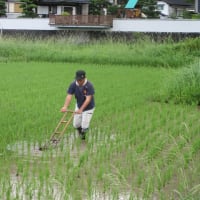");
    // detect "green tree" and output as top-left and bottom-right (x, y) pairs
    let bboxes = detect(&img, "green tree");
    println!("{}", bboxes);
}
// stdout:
(0, 0), (6, 17)
(107, 5), (119, 15)
(138, 0), (160, 18)
(89, 0), (111, 15)
(20, 0), (37, 18)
